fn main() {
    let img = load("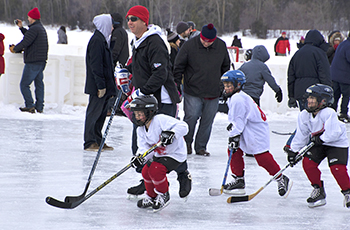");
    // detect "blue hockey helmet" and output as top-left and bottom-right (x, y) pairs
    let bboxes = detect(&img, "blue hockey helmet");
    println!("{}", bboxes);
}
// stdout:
(221, 70), (246, 98)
